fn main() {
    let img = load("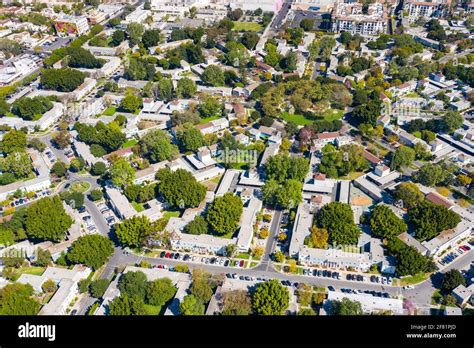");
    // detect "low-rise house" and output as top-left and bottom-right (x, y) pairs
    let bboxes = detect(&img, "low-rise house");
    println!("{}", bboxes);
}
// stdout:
(421, 220), (472, 257)
(195, 118), (229, 135)
(324, 291), (404, 315)
(236, 197), (262, 252)
(452, 284), (473, 306)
